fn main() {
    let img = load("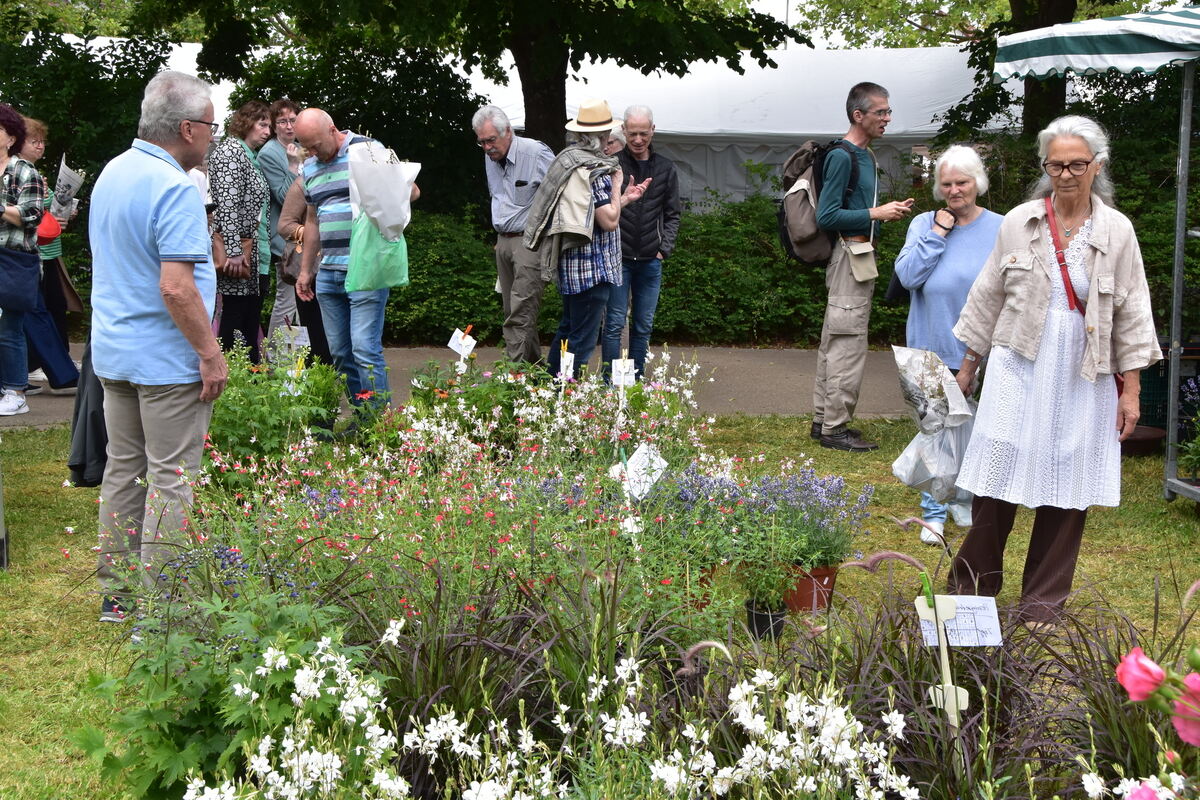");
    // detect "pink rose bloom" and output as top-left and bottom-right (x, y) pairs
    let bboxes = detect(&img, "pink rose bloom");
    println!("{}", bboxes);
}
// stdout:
(1128, 783), (1158, 800)
(1172, 672), (1200, 746)
(1116, 647), (1166, 701)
